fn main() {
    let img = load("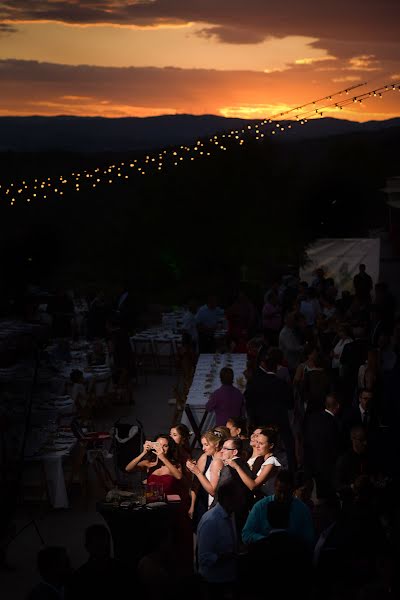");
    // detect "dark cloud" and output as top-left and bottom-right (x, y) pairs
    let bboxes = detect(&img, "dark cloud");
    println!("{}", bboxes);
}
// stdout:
(310, 38), (400, 63)
(1, 1), (400, 52)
